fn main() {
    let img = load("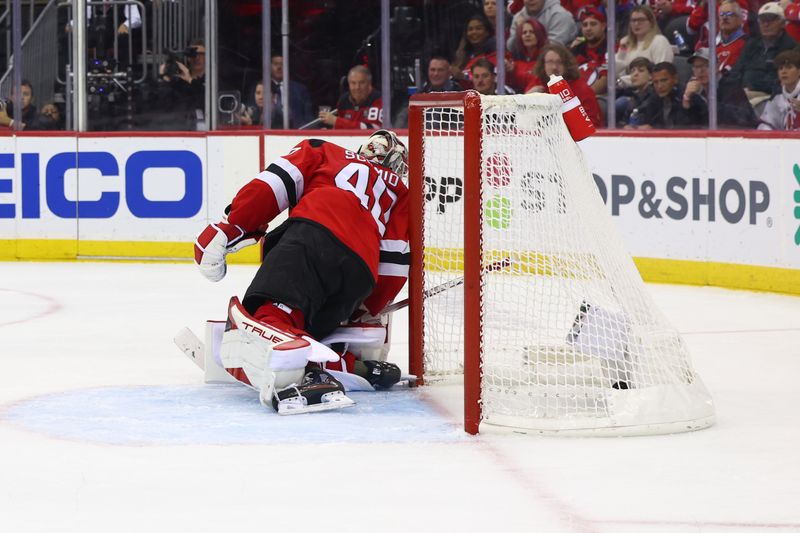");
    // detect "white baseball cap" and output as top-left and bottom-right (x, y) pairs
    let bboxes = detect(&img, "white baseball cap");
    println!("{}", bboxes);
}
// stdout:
(689, 48), (711, 65)
(758, 2), (785, 20)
